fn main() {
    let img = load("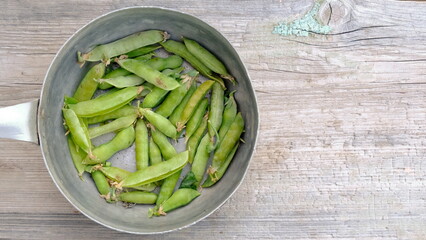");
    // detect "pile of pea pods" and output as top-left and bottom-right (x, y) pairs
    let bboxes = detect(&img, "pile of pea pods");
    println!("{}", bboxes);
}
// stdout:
(62, 30), (245, 217)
